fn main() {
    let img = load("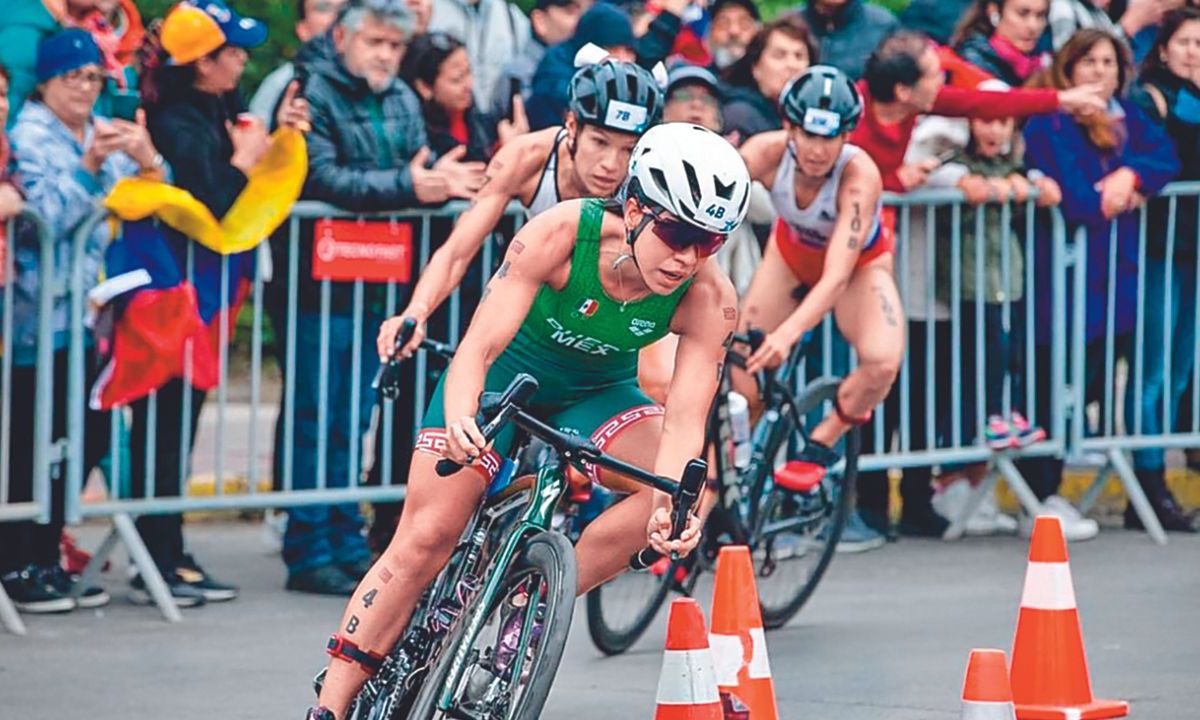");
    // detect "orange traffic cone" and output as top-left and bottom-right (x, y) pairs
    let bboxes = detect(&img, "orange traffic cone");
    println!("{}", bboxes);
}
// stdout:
(709, 546), (778, 720)
(1009, 516), (1128, 719)
(961, 649), (1016, 720)
(655, 598), (723, 720)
